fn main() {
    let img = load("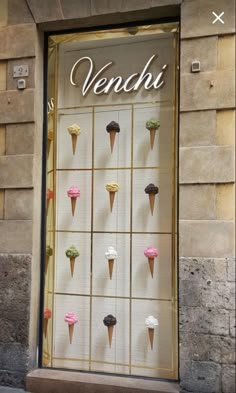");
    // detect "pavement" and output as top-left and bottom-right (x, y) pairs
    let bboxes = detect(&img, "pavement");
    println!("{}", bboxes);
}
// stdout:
(0, 388), (29, 393)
